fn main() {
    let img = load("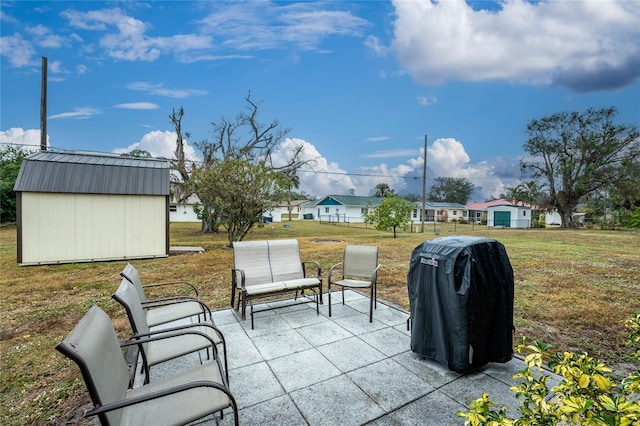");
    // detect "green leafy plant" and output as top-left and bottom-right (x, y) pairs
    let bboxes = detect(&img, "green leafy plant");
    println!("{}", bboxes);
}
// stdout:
(458, 313), (640, 425)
